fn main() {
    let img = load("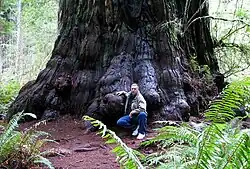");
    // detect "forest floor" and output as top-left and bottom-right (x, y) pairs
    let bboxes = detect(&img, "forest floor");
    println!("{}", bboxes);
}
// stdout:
(19, 115), (156, 169)
(11, 114), (250, 169)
